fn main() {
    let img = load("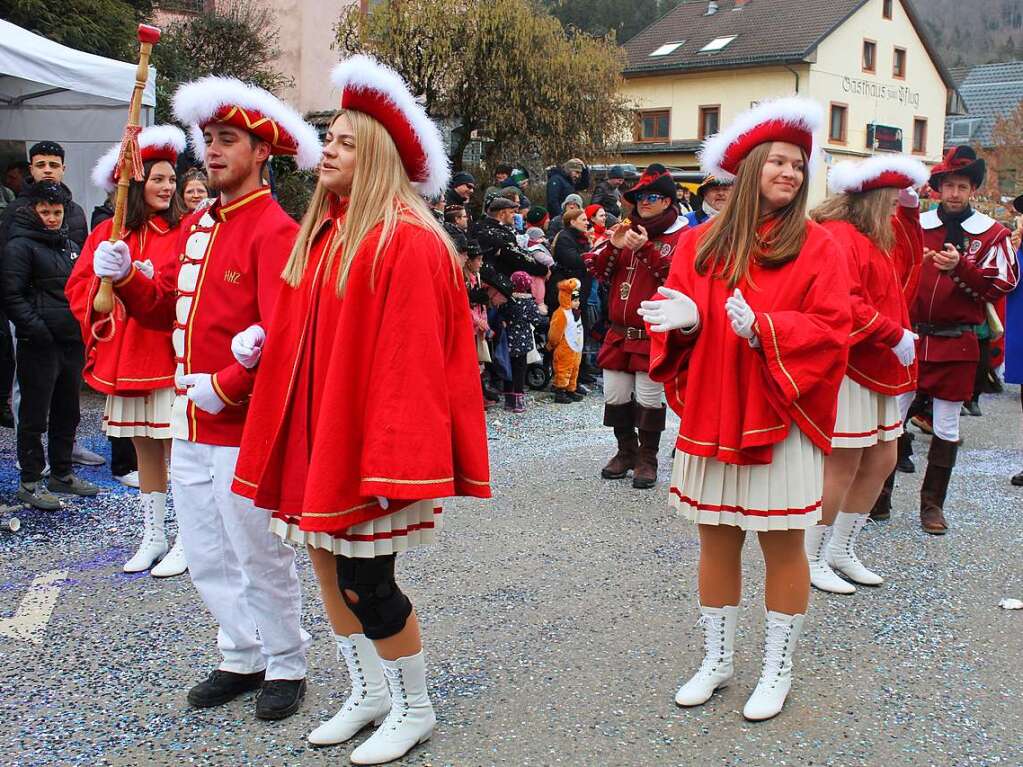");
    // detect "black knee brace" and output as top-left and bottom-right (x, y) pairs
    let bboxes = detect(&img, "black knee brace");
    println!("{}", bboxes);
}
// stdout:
(336, 554), (413, 640)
